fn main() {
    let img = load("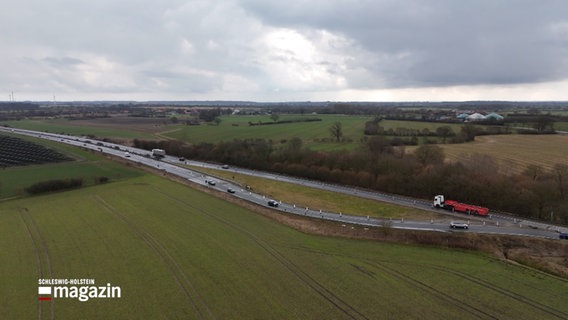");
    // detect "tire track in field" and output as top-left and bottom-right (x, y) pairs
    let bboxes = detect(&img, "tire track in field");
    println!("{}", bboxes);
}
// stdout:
(288, 246), (568, 319)
(364, 260), (498, 320)
(151, 187), (370, 320)
(279, 246), (494, 318)
(371, 258), (568, 319)
(19, 208), (55, 320)
(424, 264), (568, 319)
(93, 195), (215, 320)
